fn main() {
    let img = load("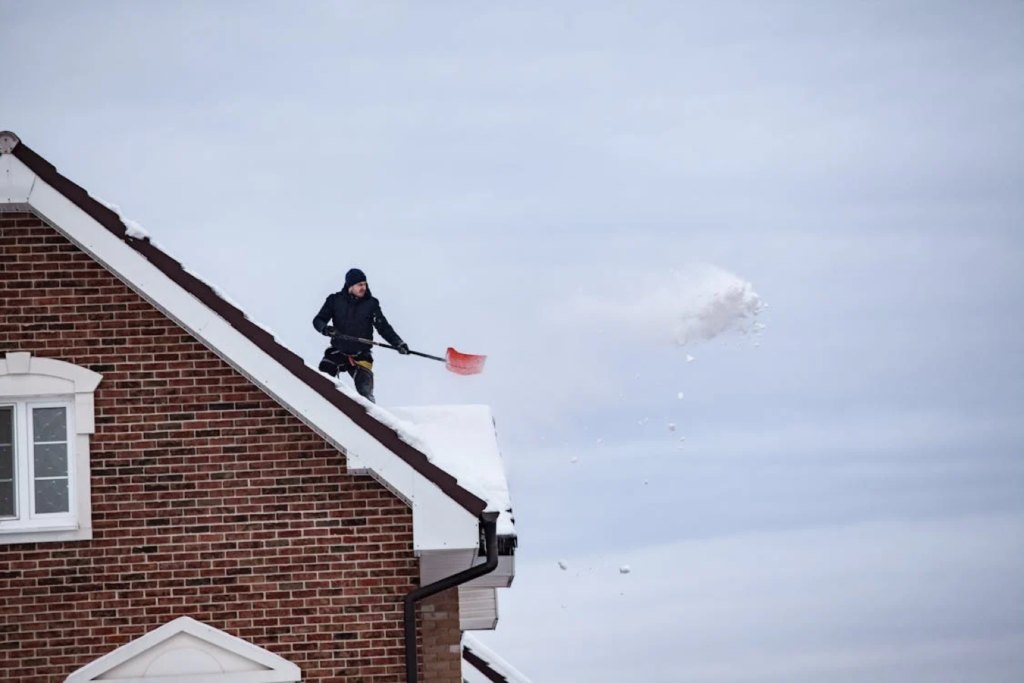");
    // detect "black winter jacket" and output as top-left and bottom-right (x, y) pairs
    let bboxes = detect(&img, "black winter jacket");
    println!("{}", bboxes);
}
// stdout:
(312, 289), (404, 358)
